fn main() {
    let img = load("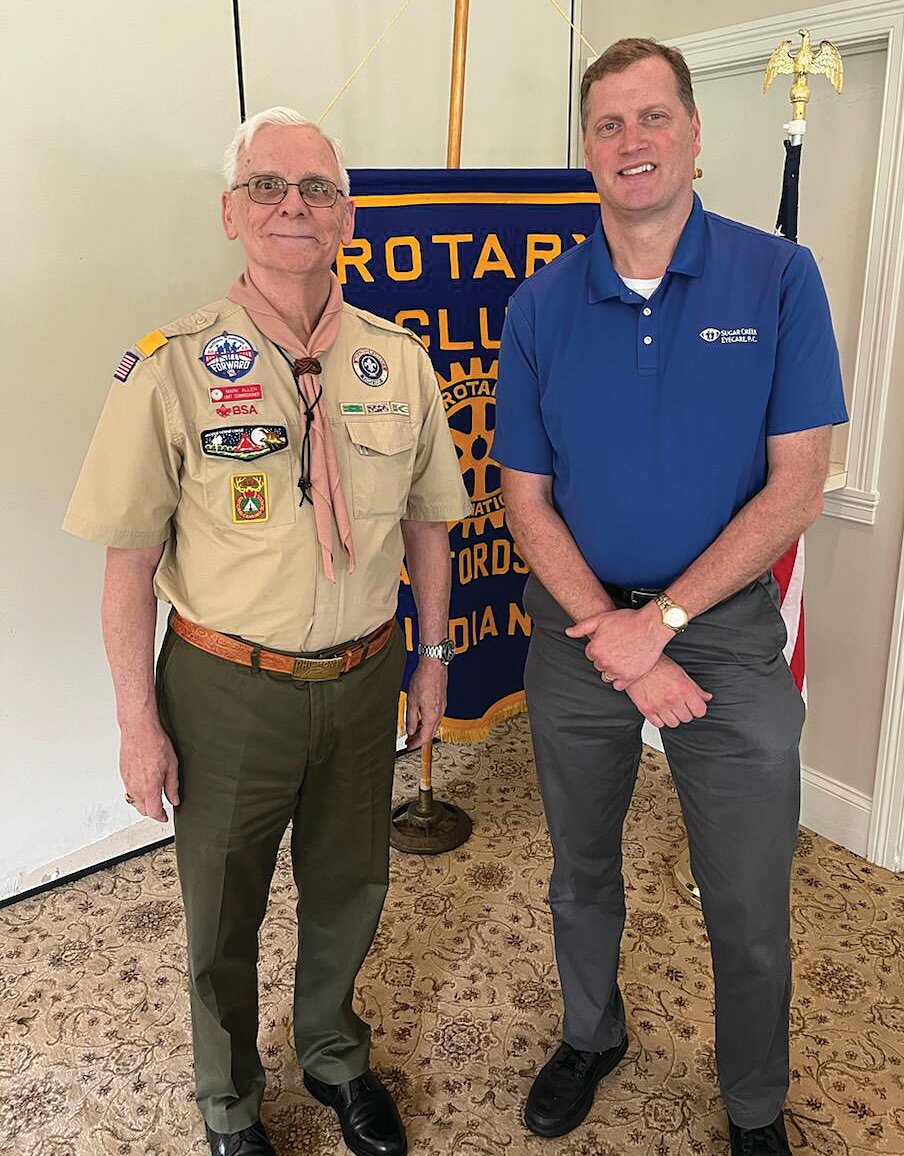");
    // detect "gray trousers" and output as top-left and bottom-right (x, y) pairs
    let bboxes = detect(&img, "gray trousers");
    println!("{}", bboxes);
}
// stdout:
(523, 574), (805, 1130)
(156, 625), (406, 1134)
